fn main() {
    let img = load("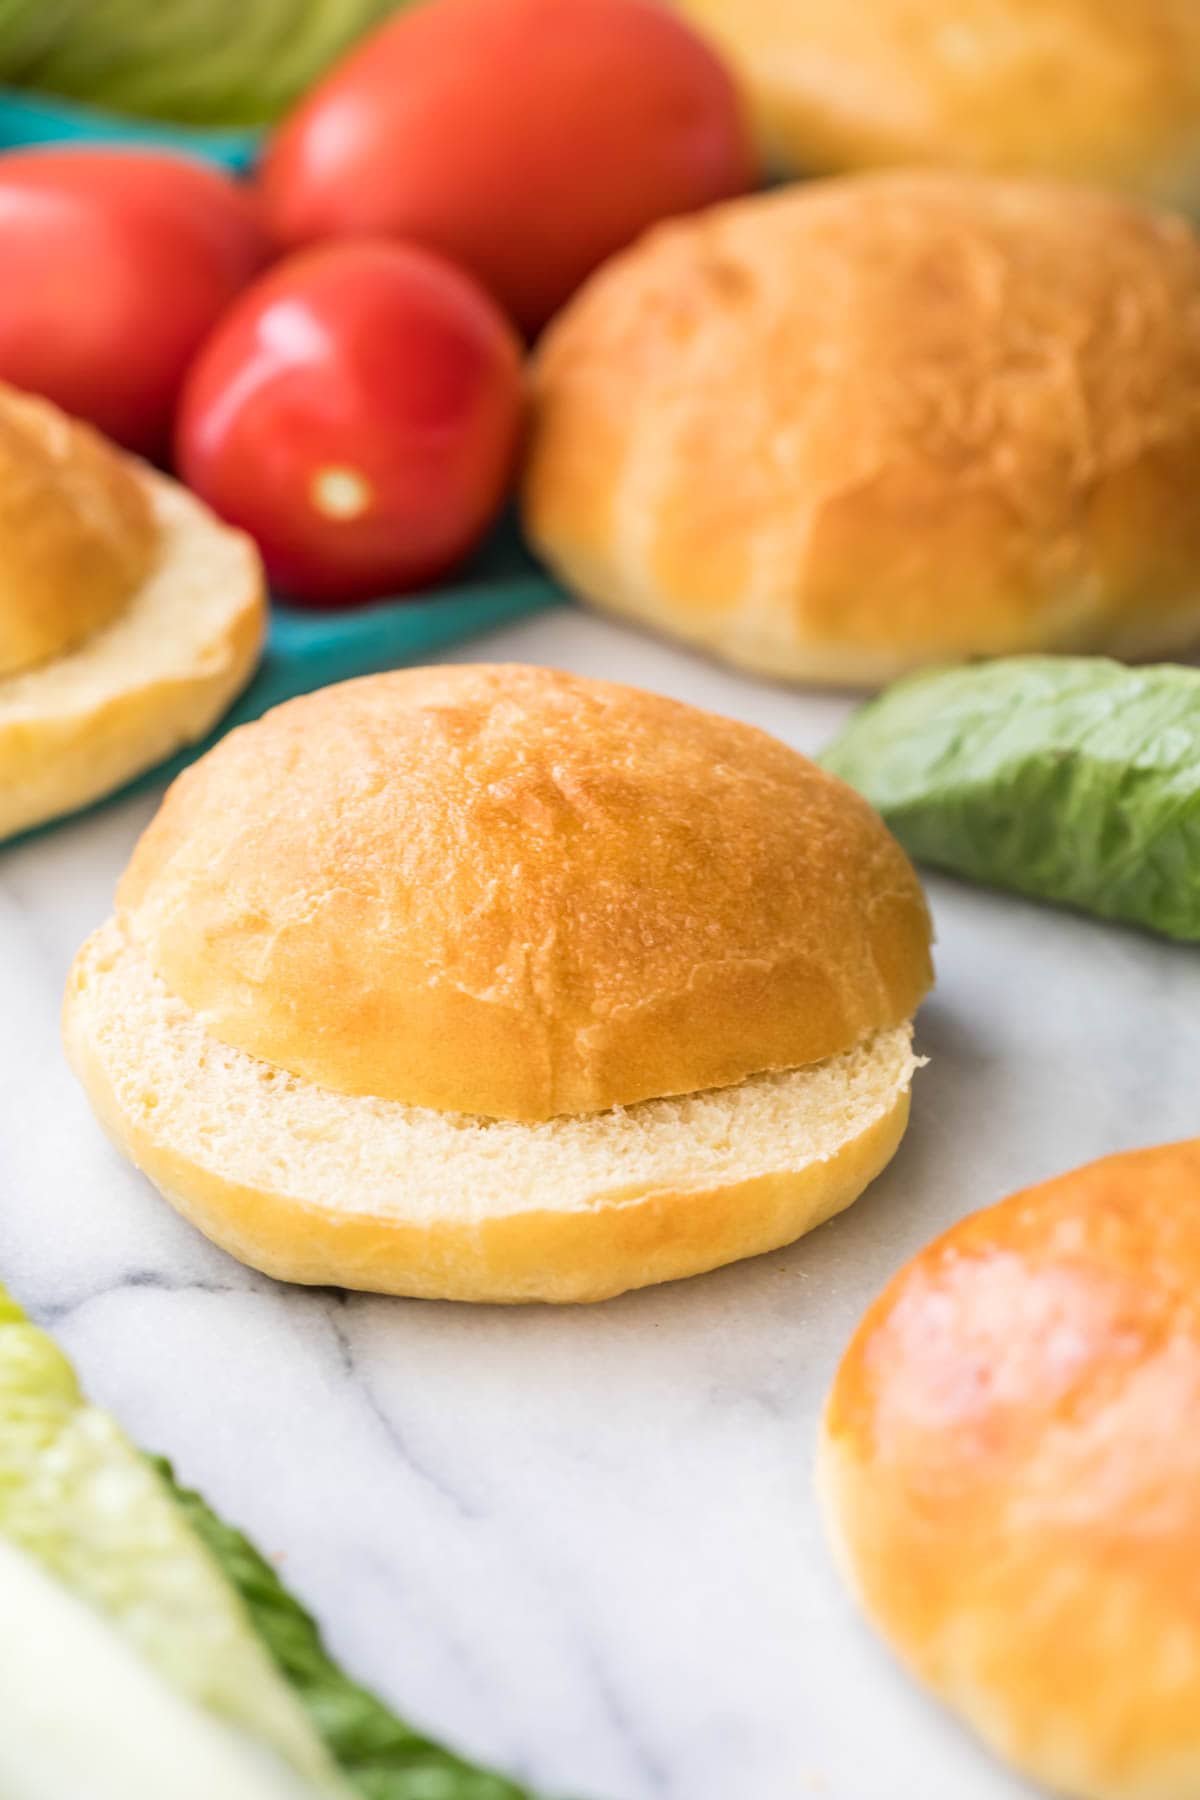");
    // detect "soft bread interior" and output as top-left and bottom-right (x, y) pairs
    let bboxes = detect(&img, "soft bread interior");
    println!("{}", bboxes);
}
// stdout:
(65, 921), (920, 1303)
(0, 470), (263, 841)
